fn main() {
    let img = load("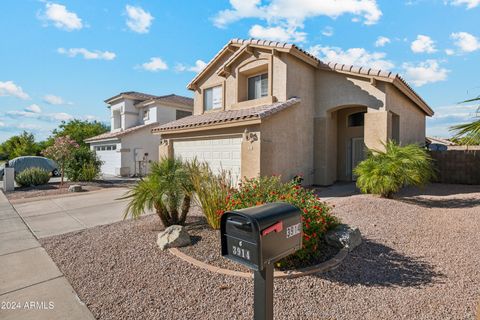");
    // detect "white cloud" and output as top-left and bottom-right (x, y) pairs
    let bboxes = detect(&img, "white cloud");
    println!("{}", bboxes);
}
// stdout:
(308, 45), (394, 70)
(214, 0), (381, 43)
(402, 60), (449, 87)
(427, 103), (480, 137)
(0, 121), (5, 128)
(322, 26), (334, 37)
(249, 24), (306, 42)
(374, 36), (391, 47)
(450, 32), (480, 53)
(175, 60), (208, 73)
(41, 2), (83, 31)
(411, 35), (437, 53)
(448, 0), (480, 9)
(140, 57), (168, 72)
(125, 5), (153, 33)
(57, 48), (116, 60)
(0, 81), (30, 100)
(25, 104), (42, 113)
(214, 0), (382, 27)
(445, 49), (455, 55)
(43, 94), (71, 105)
